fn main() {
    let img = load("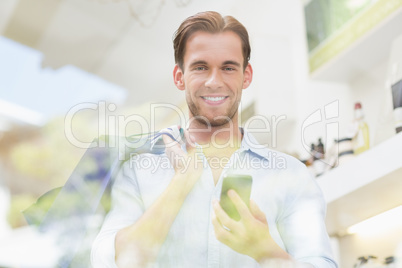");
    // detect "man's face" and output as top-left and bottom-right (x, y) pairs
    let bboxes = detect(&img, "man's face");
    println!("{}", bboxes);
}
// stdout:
(173, 31), (252, 127)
